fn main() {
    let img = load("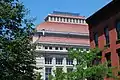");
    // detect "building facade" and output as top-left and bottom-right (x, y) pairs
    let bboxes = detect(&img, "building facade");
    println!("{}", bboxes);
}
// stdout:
(33, 11), (89, 80)
(86, 0), (120, 80)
